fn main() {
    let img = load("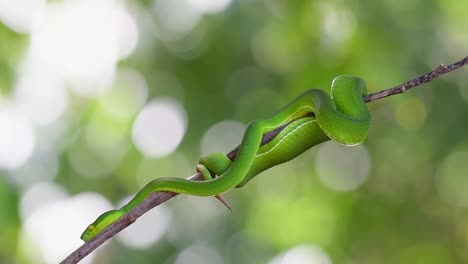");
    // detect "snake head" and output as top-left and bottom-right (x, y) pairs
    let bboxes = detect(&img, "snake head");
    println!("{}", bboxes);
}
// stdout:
(81, 210), (125, 242)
